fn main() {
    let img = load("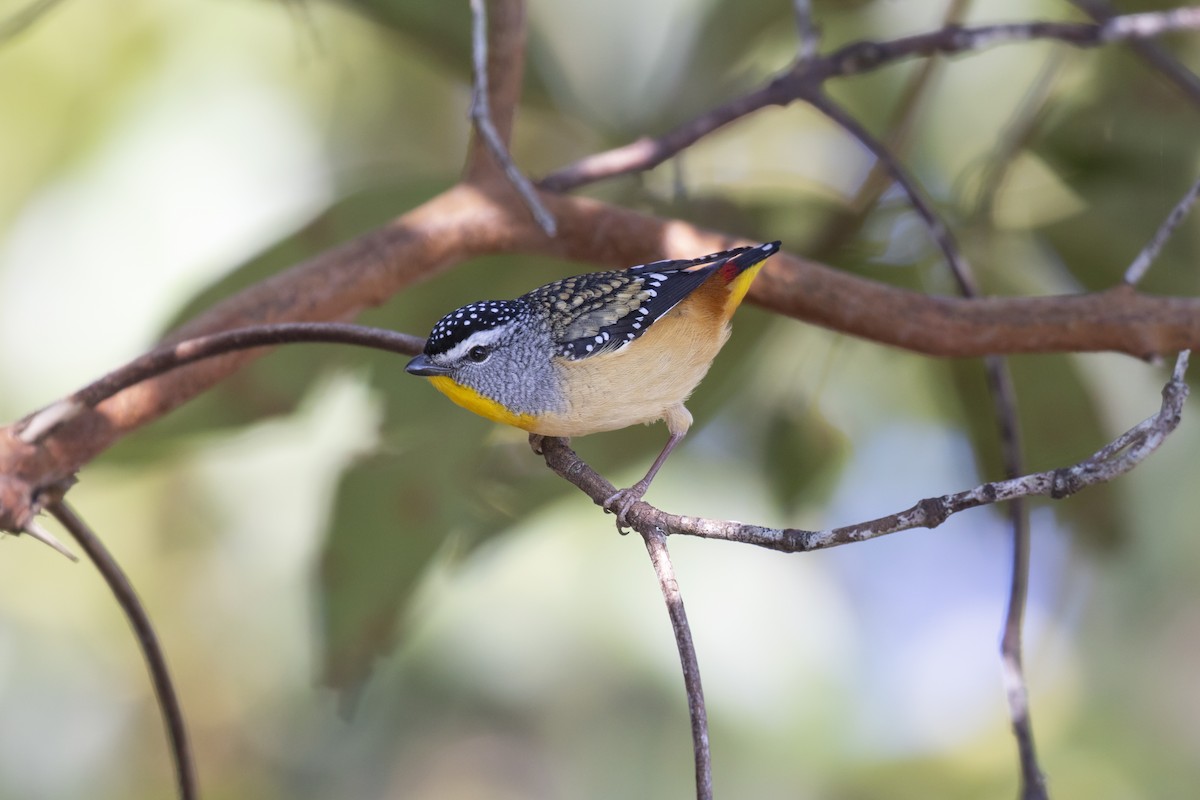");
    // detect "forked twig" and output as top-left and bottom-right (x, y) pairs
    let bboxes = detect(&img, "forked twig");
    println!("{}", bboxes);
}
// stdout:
(537, 350), (1189, 554)
(469, 0), (556, 236)
(47, 501), (196, 800)
(540, 8), (1200, 192)
(808, 73), (1048, 792)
